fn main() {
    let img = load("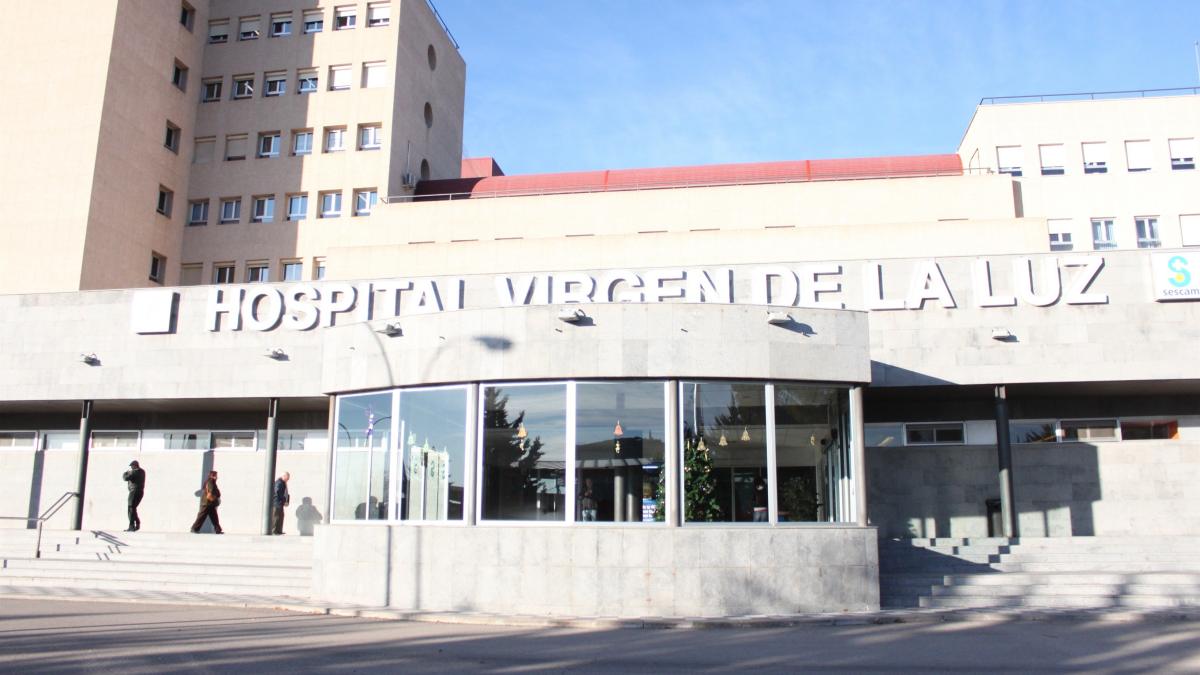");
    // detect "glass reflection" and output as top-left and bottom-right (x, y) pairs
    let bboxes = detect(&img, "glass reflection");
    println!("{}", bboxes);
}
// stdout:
(333, 392), (392, 521)
(399, 387), (467, 520)
(774, 385), (841, 522)
(575, 382), (666, 523)
(481, 384), (567, 521)
(681, 382), (768, 523)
